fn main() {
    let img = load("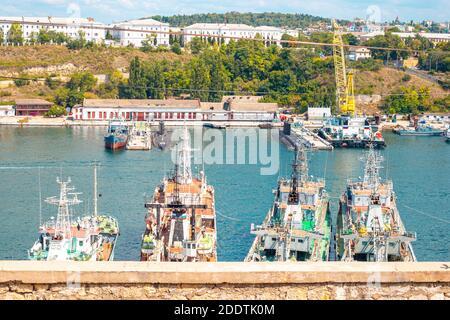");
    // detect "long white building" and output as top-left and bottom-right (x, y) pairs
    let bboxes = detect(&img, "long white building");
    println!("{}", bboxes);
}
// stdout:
(360, 30), (450, 44)
(0, 16), (106, 43)
(111, 18), (170, 47)
(72, 98), (278, 122)
(183, 23), (297, 46)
